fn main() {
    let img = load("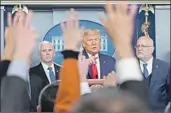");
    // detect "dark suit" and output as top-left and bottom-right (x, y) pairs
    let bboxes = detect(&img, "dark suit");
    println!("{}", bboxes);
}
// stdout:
(30, 63), (60, 85)
(141, 58), (170, 111)
(29, 73), (44, 111)
(1, 76), (30, 112)
(82, 49), (116, 79)
(0, 60), (10, 81)
(29, 63), (60, 111)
